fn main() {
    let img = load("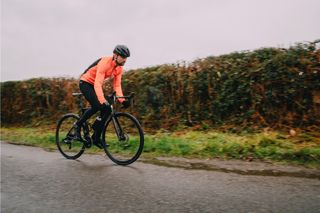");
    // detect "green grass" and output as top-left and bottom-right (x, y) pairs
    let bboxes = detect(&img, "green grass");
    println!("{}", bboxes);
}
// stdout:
(0, 127), (103, 154)
(1, 127), (320, 167)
